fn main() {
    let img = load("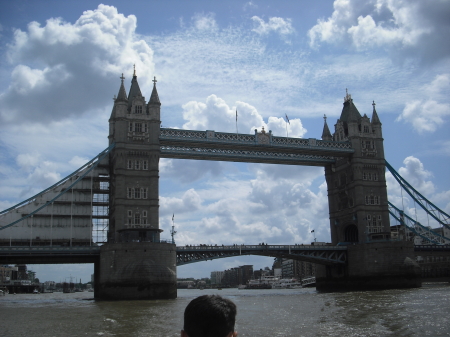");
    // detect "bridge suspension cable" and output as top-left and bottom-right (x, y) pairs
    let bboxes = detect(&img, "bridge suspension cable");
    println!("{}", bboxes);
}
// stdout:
(0, 144), (115, 231)
(385, 161), (450, 231)
(388, 201), (450, 245)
